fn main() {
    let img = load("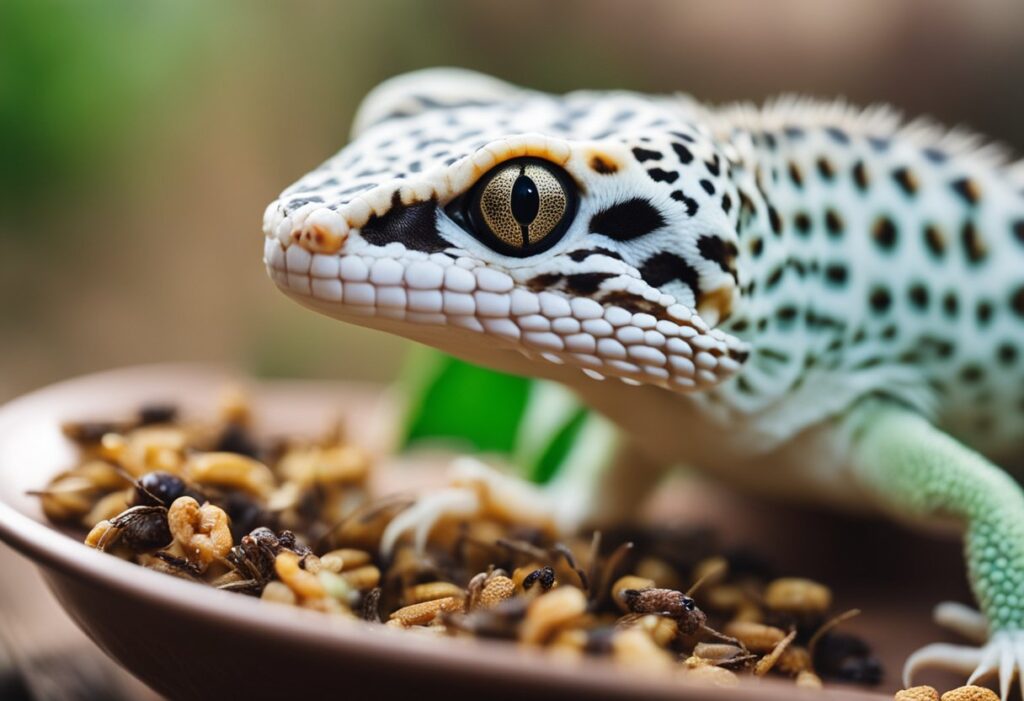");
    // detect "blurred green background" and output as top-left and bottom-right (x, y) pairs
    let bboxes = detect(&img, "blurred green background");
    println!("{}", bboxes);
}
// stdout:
(1, 0), (1023, 403)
